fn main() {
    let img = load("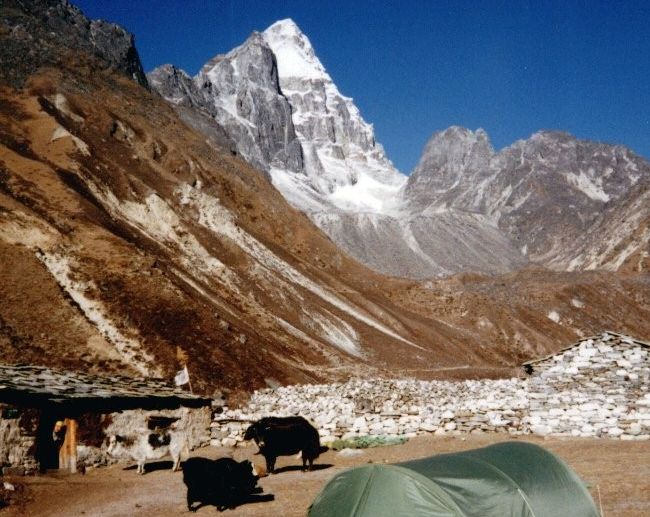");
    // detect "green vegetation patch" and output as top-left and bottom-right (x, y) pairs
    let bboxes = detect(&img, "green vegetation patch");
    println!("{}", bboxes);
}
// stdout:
(329, 435), (408, 450)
